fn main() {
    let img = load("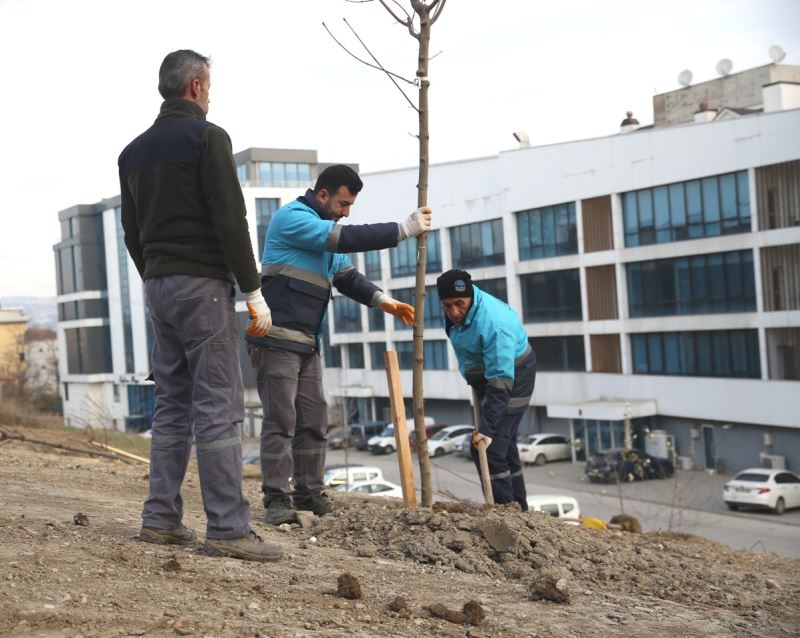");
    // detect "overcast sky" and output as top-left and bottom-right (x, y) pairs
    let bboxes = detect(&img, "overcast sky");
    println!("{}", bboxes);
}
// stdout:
(0, 0), (797, 298)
